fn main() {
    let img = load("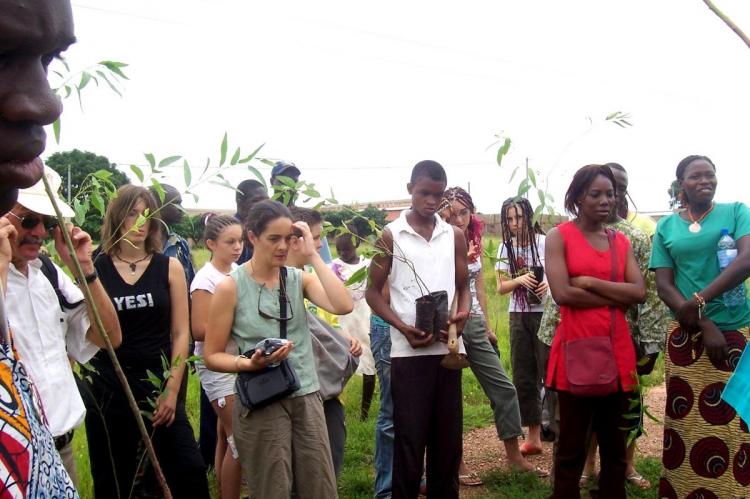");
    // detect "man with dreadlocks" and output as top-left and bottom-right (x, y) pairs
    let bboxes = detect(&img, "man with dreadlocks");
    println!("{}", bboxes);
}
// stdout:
(495, 197), (549, 456)
(440, 188), (545, 484)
